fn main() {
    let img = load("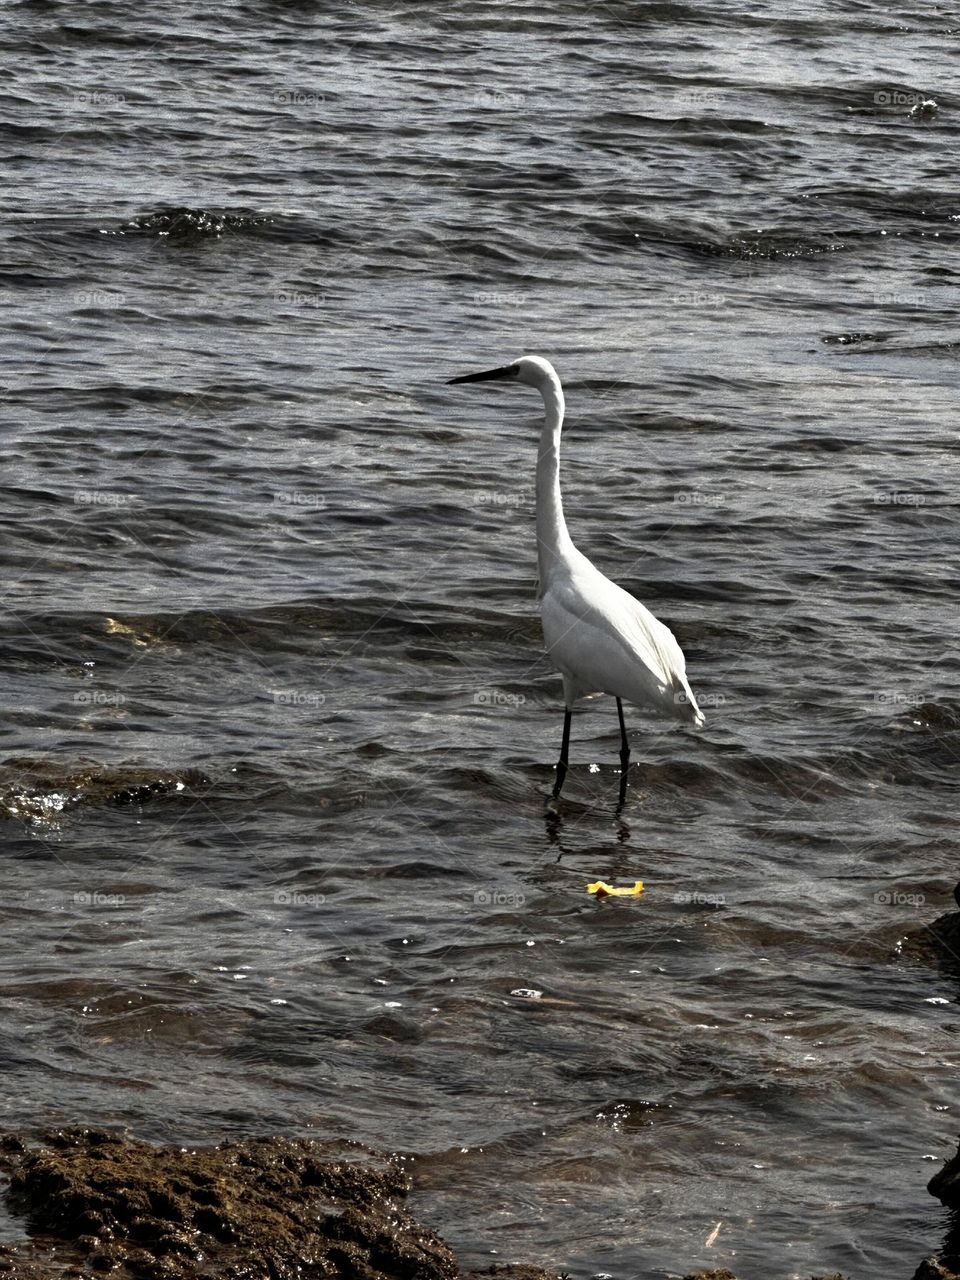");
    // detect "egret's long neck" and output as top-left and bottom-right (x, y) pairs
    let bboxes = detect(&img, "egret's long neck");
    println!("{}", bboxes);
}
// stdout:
(535, 372), (573, 585)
